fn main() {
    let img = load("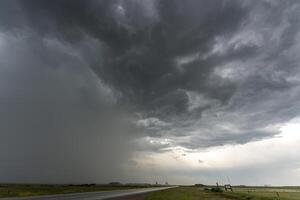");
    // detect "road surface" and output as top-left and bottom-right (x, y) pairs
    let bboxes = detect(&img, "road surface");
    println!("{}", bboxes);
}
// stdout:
(1, 187), (174, 200)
